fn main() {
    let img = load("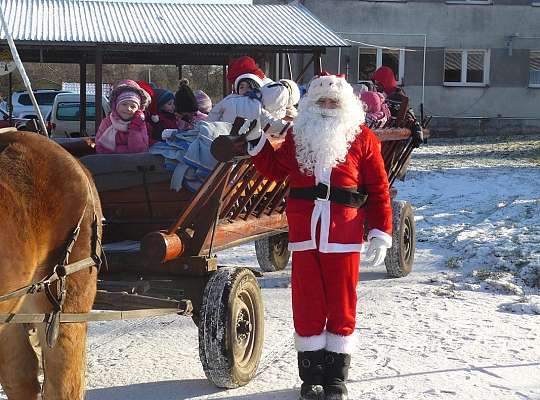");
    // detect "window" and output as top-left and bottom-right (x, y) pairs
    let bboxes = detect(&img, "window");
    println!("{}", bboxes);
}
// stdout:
(56, 102), (97, 121)
(357, 47), (405, 83)
(18, 92), (61, 106)
(444, 50), (489, 86)
(446, 1), (492, 4)
(529, 51), (540, 87)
